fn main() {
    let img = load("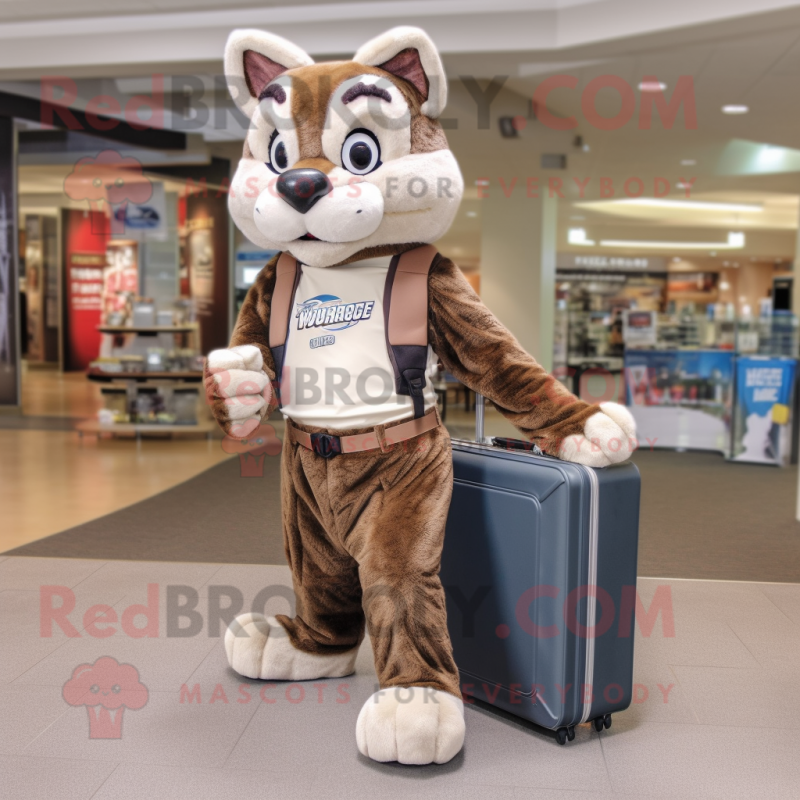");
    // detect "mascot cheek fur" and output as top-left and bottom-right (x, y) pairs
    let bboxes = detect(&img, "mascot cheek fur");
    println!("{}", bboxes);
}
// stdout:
(204, 24), (636, 767)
